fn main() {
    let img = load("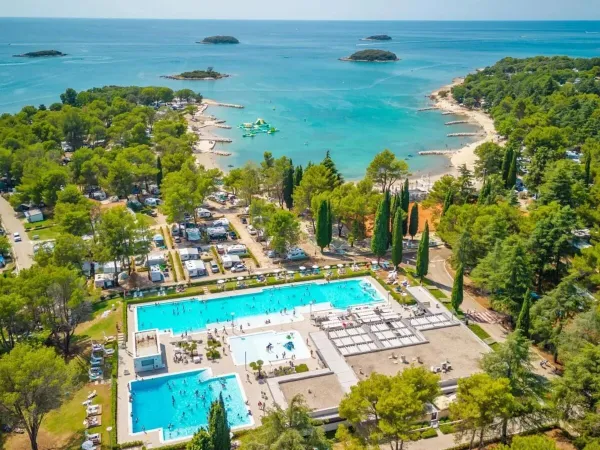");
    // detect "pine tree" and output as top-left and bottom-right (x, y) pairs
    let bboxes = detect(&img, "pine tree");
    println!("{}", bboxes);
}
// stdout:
(415, 221), (430, 281)
(208, 394), (230, 450)
(188, 429), (213, 450)
(442, 189), (453, 216)
(316, 199), (330, 251)
(391, 208), (404, 268)
(478, 179), (490, 204)
(293, 165), (303, 187)
(451, 263), (464, 313)
(322, 151), (343, 188)
(156, 156), (163, 187)
(408, 202), (419, 239)
(584, 153), (592, 186)
(501, 147), (514, 183)
(401, 179), (410, 235)
(506, 150), (518, 189)
(516, 290), (531, 337)
(283, 164), (294, 209)
(371, 197), (389, 261)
